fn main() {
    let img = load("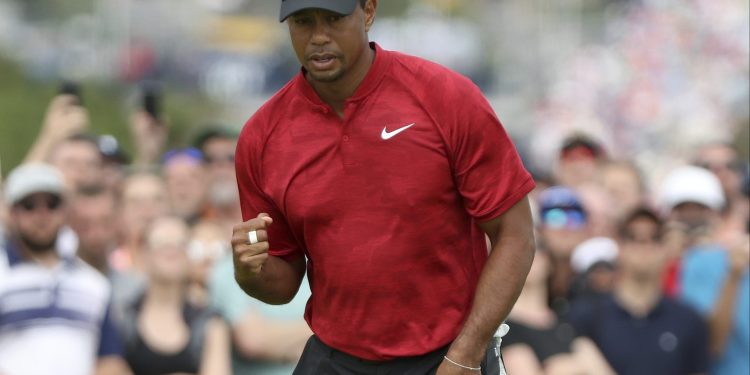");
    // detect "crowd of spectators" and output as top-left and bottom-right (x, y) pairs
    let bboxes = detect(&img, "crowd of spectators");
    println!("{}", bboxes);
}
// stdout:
(1, 92), (747, 375)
